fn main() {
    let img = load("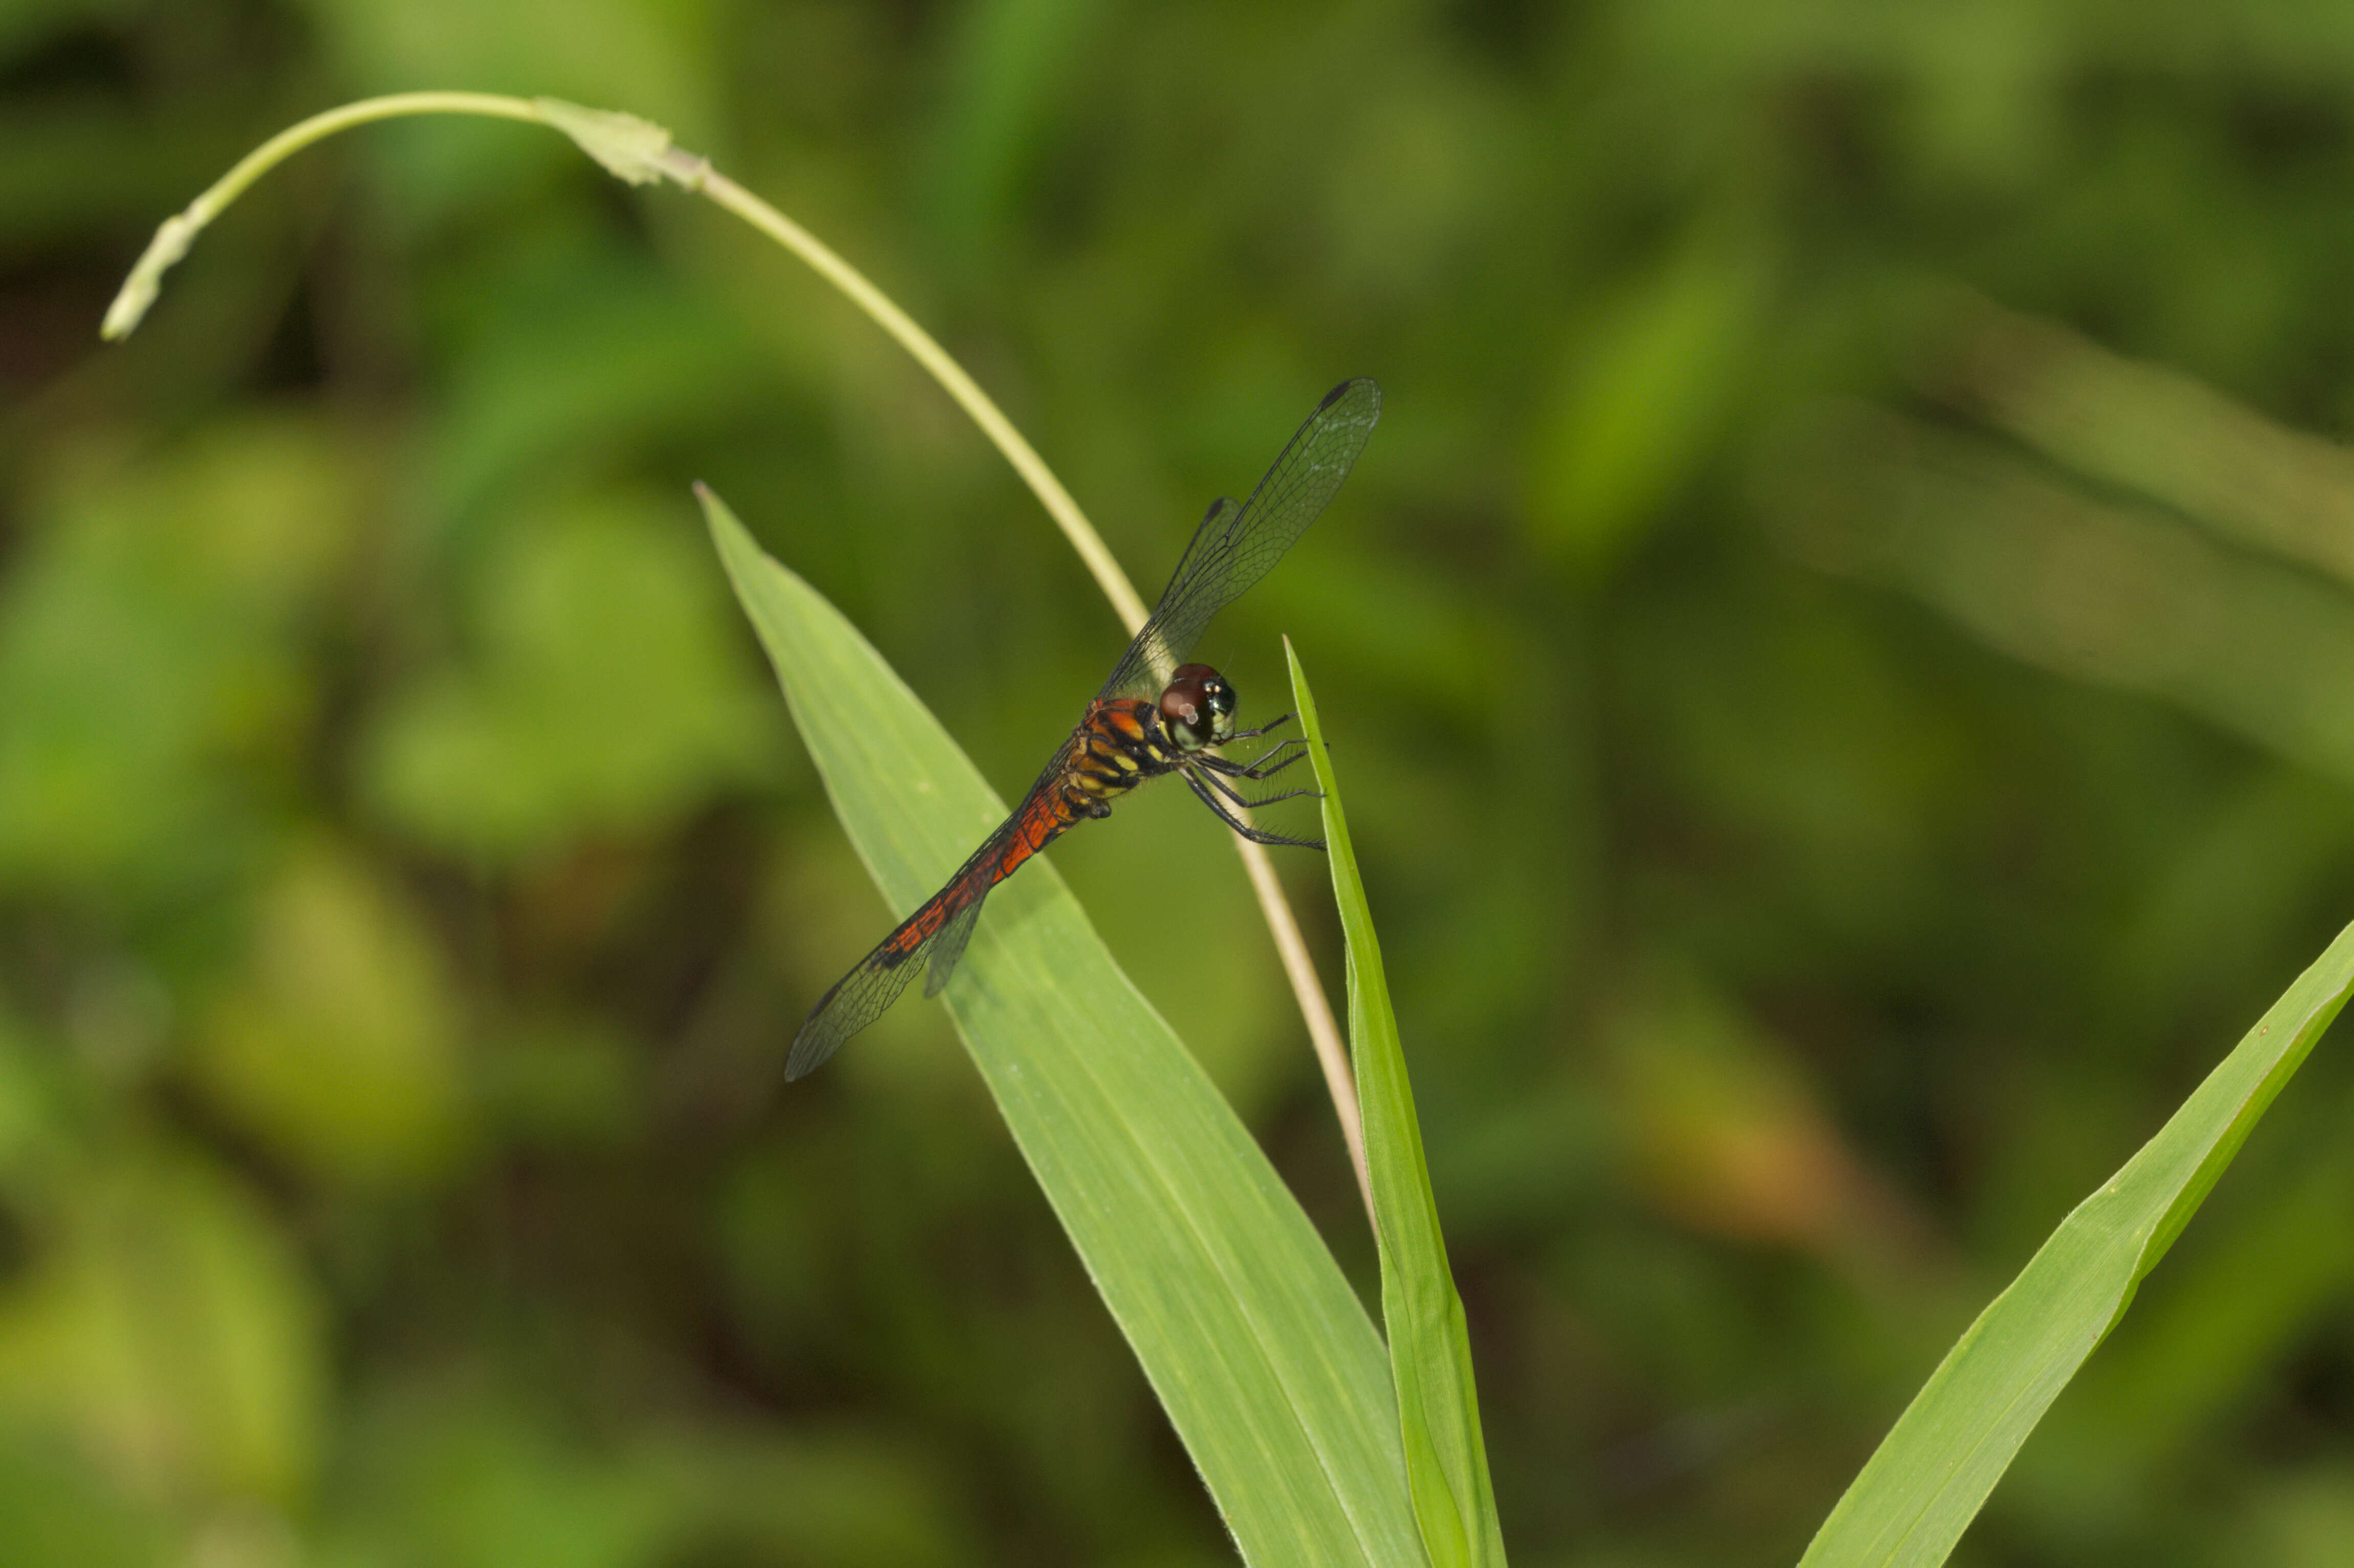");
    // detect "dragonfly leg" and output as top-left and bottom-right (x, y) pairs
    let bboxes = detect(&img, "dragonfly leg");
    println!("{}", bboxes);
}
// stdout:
(1199, 767), (1321, 811)
(1223, 711), (1296, 743)
(1236, 743), (1309, 780)
(1183, 769), (1325, 850)
(1200, 738), (1307, 780)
